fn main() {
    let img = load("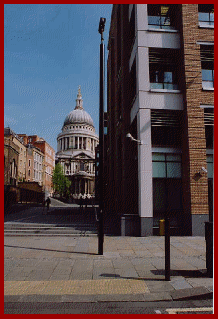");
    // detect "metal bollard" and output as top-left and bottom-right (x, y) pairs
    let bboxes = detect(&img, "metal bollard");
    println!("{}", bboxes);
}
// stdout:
(159, 219), (165, 236)
(165, 217), (170, 281)
(205, 222), (213, 278)
(98, 209), (104, 255)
